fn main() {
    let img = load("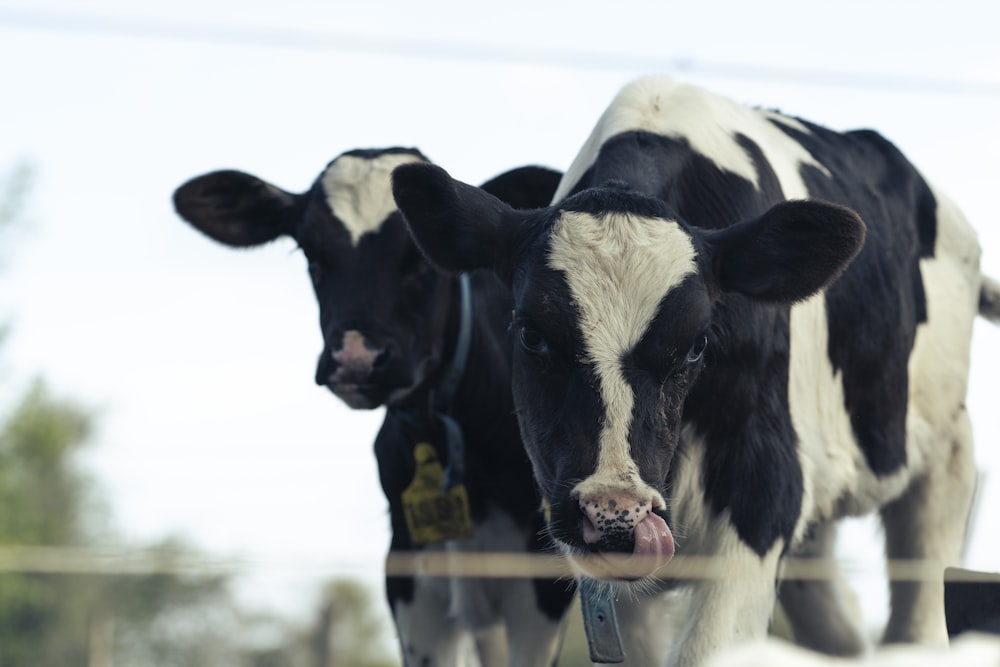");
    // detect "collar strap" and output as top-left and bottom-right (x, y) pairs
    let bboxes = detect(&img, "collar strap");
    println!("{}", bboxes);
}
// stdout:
(434, 272), (473, 409)
(580, 579), (626, 663)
